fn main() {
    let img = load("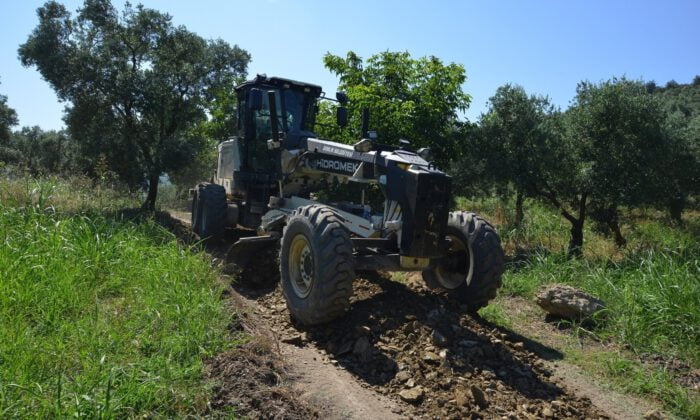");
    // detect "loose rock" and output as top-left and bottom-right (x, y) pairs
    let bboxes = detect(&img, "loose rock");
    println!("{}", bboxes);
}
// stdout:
(395, 370), (412, 383)
(454, 385), (470, 407)
(423, 351), (441, 363)
(535, 284), (606, 319)
(399, 386), (424, 403)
